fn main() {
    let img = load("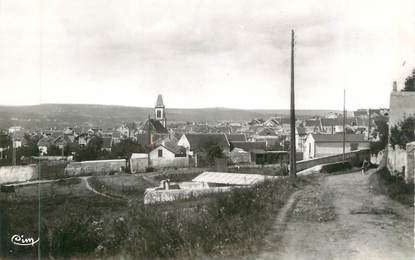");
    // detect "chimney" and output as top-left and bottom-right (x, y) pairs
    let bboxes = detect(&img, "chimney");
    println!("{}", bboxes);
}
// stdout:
(392, 81), (397, 92)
